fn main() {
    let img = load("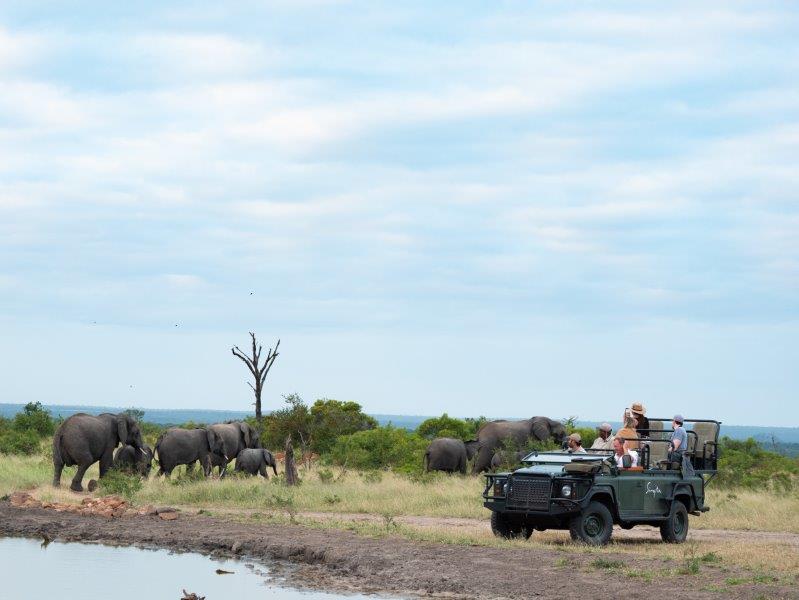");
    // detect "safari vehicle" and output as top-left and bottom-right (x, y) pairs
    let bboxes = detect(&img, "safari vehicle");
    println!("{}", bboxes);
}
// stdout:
(483, 418), (721, 545)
